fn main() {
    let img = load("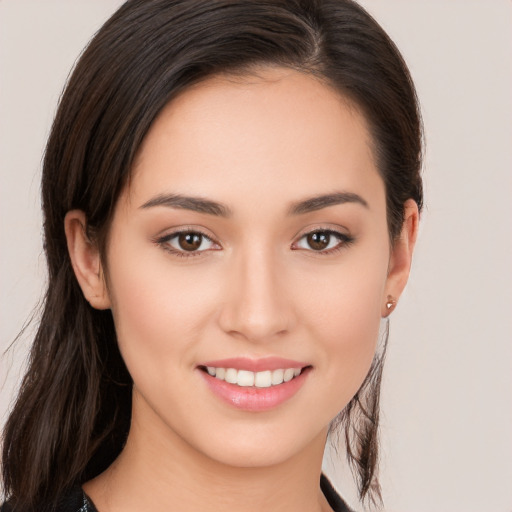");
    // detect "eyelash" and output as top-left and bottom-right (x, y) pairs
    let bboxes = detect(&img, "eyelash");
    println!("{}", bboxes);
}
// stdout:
(292, 229), (355, 255)
(154, 228), (354, 258)
(155, 228), (219, 258)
